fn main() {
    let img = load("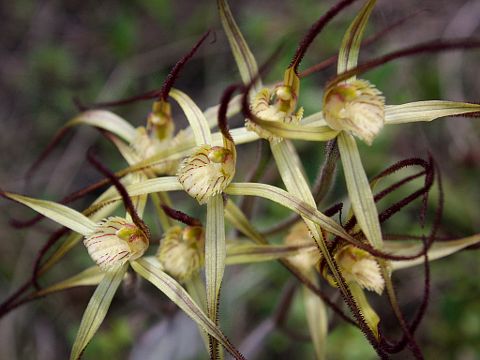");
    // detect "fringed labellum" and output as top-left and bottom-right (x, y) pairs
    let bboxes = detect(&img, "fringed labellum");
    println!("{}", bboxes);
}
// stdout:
(157, 225), (205, 282)
(323, 79), (385, 145)
(333, 244), (385, 295)
(177, 144), (235, 204)
(84, 217), (149, 271)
